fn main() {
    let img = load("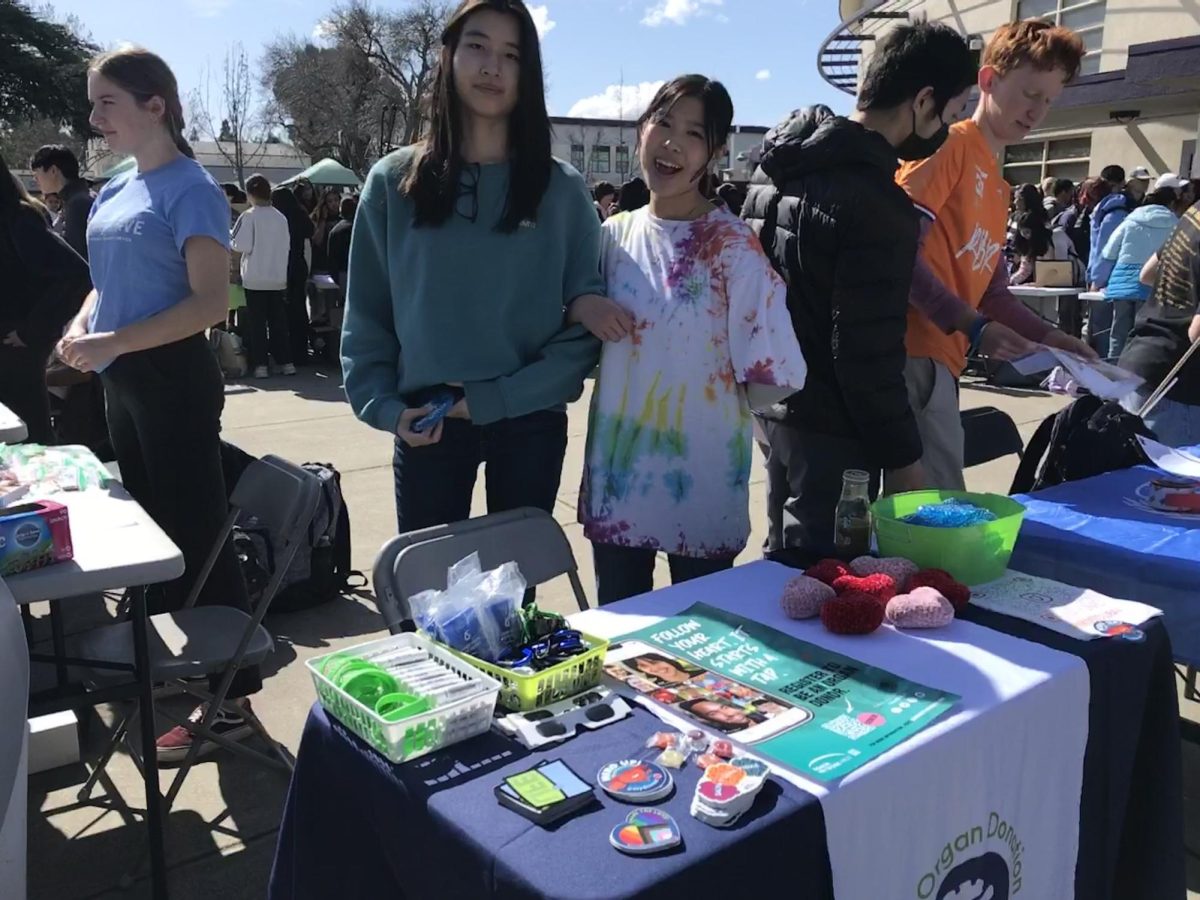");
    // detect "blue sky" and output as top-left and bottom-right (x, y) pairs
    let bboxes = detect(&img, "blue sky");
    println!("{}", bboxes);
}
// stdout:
(54, 0), (852, 129)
